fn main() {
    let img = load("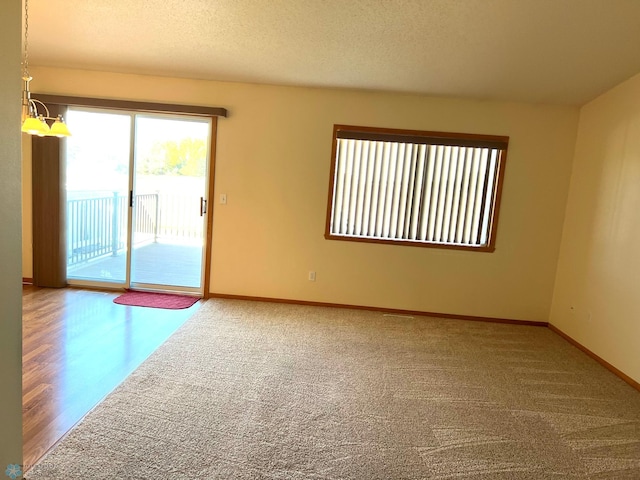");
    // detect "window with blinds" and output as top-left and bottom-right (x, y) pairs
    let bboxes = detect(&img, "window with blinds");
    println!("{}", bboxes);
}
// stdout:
(325, 125), (508, 251)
